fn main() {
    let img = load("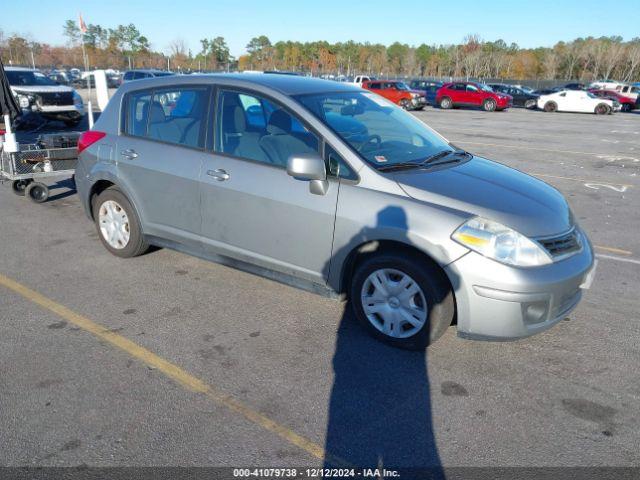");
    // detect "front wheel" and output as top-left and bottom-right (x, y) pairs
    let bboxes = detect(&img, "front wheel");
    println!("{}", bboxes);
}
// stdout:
(524, 99), (536, 109)
(482, 99), (497, 112)
(350, 252), (454, 349)
(93, 187), (149, 258)
(399, 99), (411, 110)
(594, 103), (610, 115)
(543, 101), (558, 112)
(64, 117), (82, 128)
